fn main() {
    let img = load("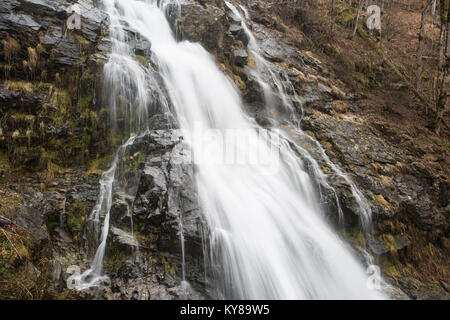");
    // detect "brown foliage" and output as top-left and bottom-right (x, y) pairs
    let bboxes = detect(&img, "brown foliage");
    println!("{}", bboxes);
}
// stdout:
(1, 35), (20, 64)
